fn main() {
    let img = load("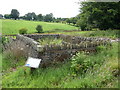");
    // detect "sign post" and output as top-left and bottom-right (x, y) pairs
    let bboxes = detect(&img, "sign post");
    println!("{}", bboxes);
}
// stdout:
(25, 57), (41, 74)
